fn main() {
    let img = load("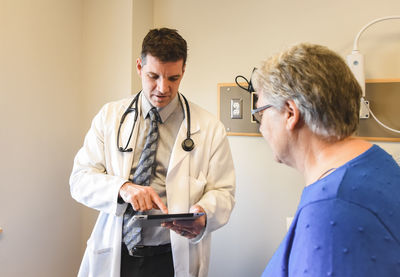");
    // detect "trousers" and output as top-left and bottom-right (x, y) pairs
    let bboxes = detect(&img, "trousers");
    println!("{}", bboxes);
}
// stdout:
(120, 243), (174, 277)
